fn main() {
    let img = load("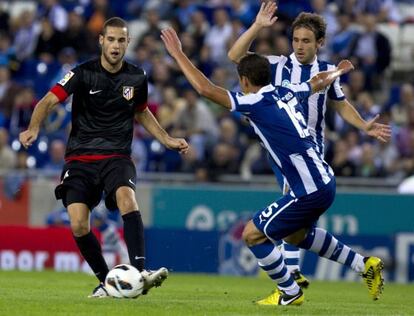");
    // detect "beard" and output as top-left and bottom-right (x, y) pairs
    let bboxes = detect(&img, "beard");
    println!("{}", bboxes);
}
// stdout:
(102, 50), (124, 66)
